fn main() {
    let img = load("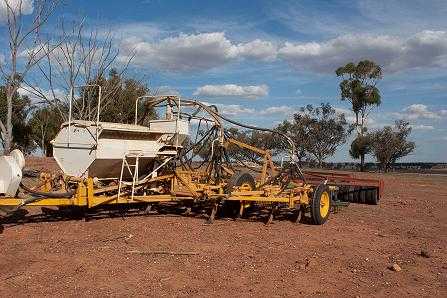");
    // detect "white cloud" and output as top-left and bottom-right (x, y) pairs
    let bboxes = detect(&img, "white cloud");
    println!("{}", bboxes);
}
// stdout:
(119, 32), (236, 72)
(154, 85), (180, 96)
(215, 104), (255, 116)
(0, 0), (33, 23)
(411, 124), (435, 131)
(196, 101), (296, 117)
(397, 104), (446, 120)
(233, 39), (277, 61)
(119, 32), (277, 72)
(334, 107), (357, 124)
(18, 86), (66, 103)
(193, 84), (269, 99)
(116, 28), (447, 73)
(258, 105), (294, 115)
(277, 30), (447, 73)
